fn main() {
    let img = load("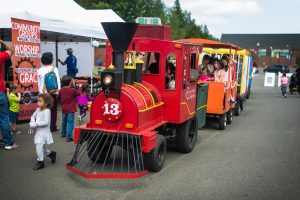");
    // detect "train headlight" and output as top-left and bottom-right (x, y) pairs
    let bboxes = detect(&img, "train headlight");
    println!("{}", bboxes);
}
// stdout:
(101, 69), (122, 90)
(103, 75), (113, 86)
